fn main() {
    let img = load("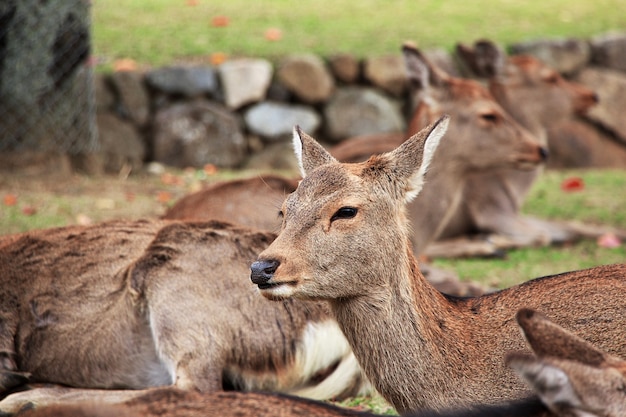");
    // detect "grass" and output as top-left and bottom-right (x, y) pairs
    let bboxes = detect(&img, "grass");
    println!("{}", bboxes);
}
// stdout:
(92, 0), (626, 67)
